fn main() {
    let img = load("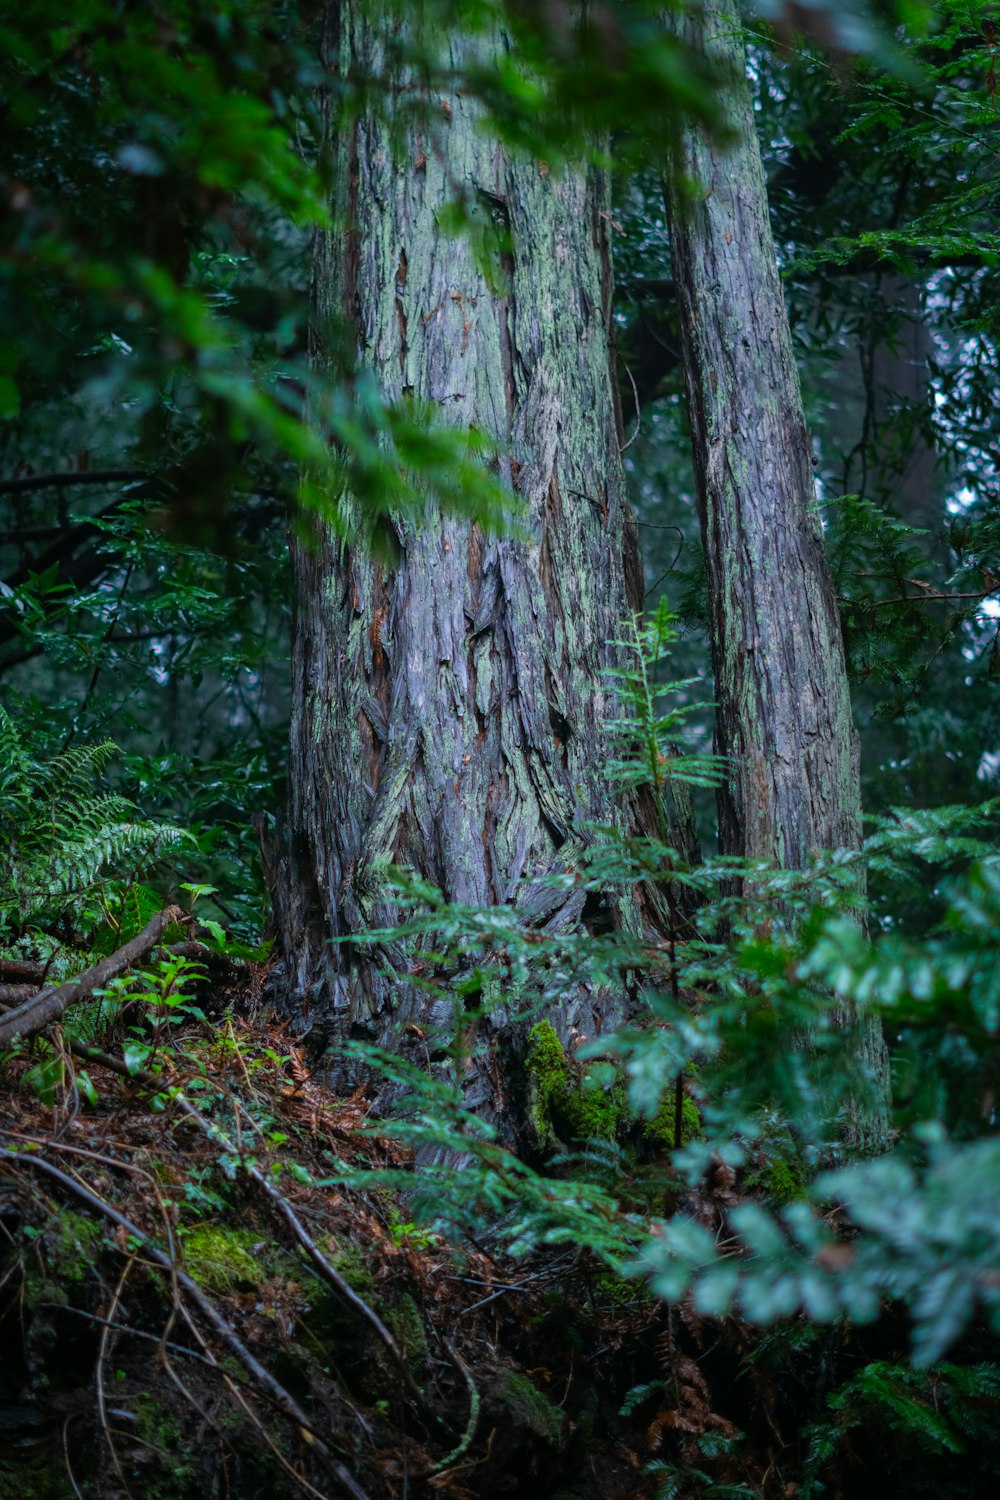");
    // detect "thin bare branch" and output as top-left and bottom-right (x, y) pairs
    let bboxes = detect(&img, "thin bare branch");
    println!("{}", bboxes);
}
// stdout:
(0, 1147), (373, 1500)
(0, 470), (146, 495)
